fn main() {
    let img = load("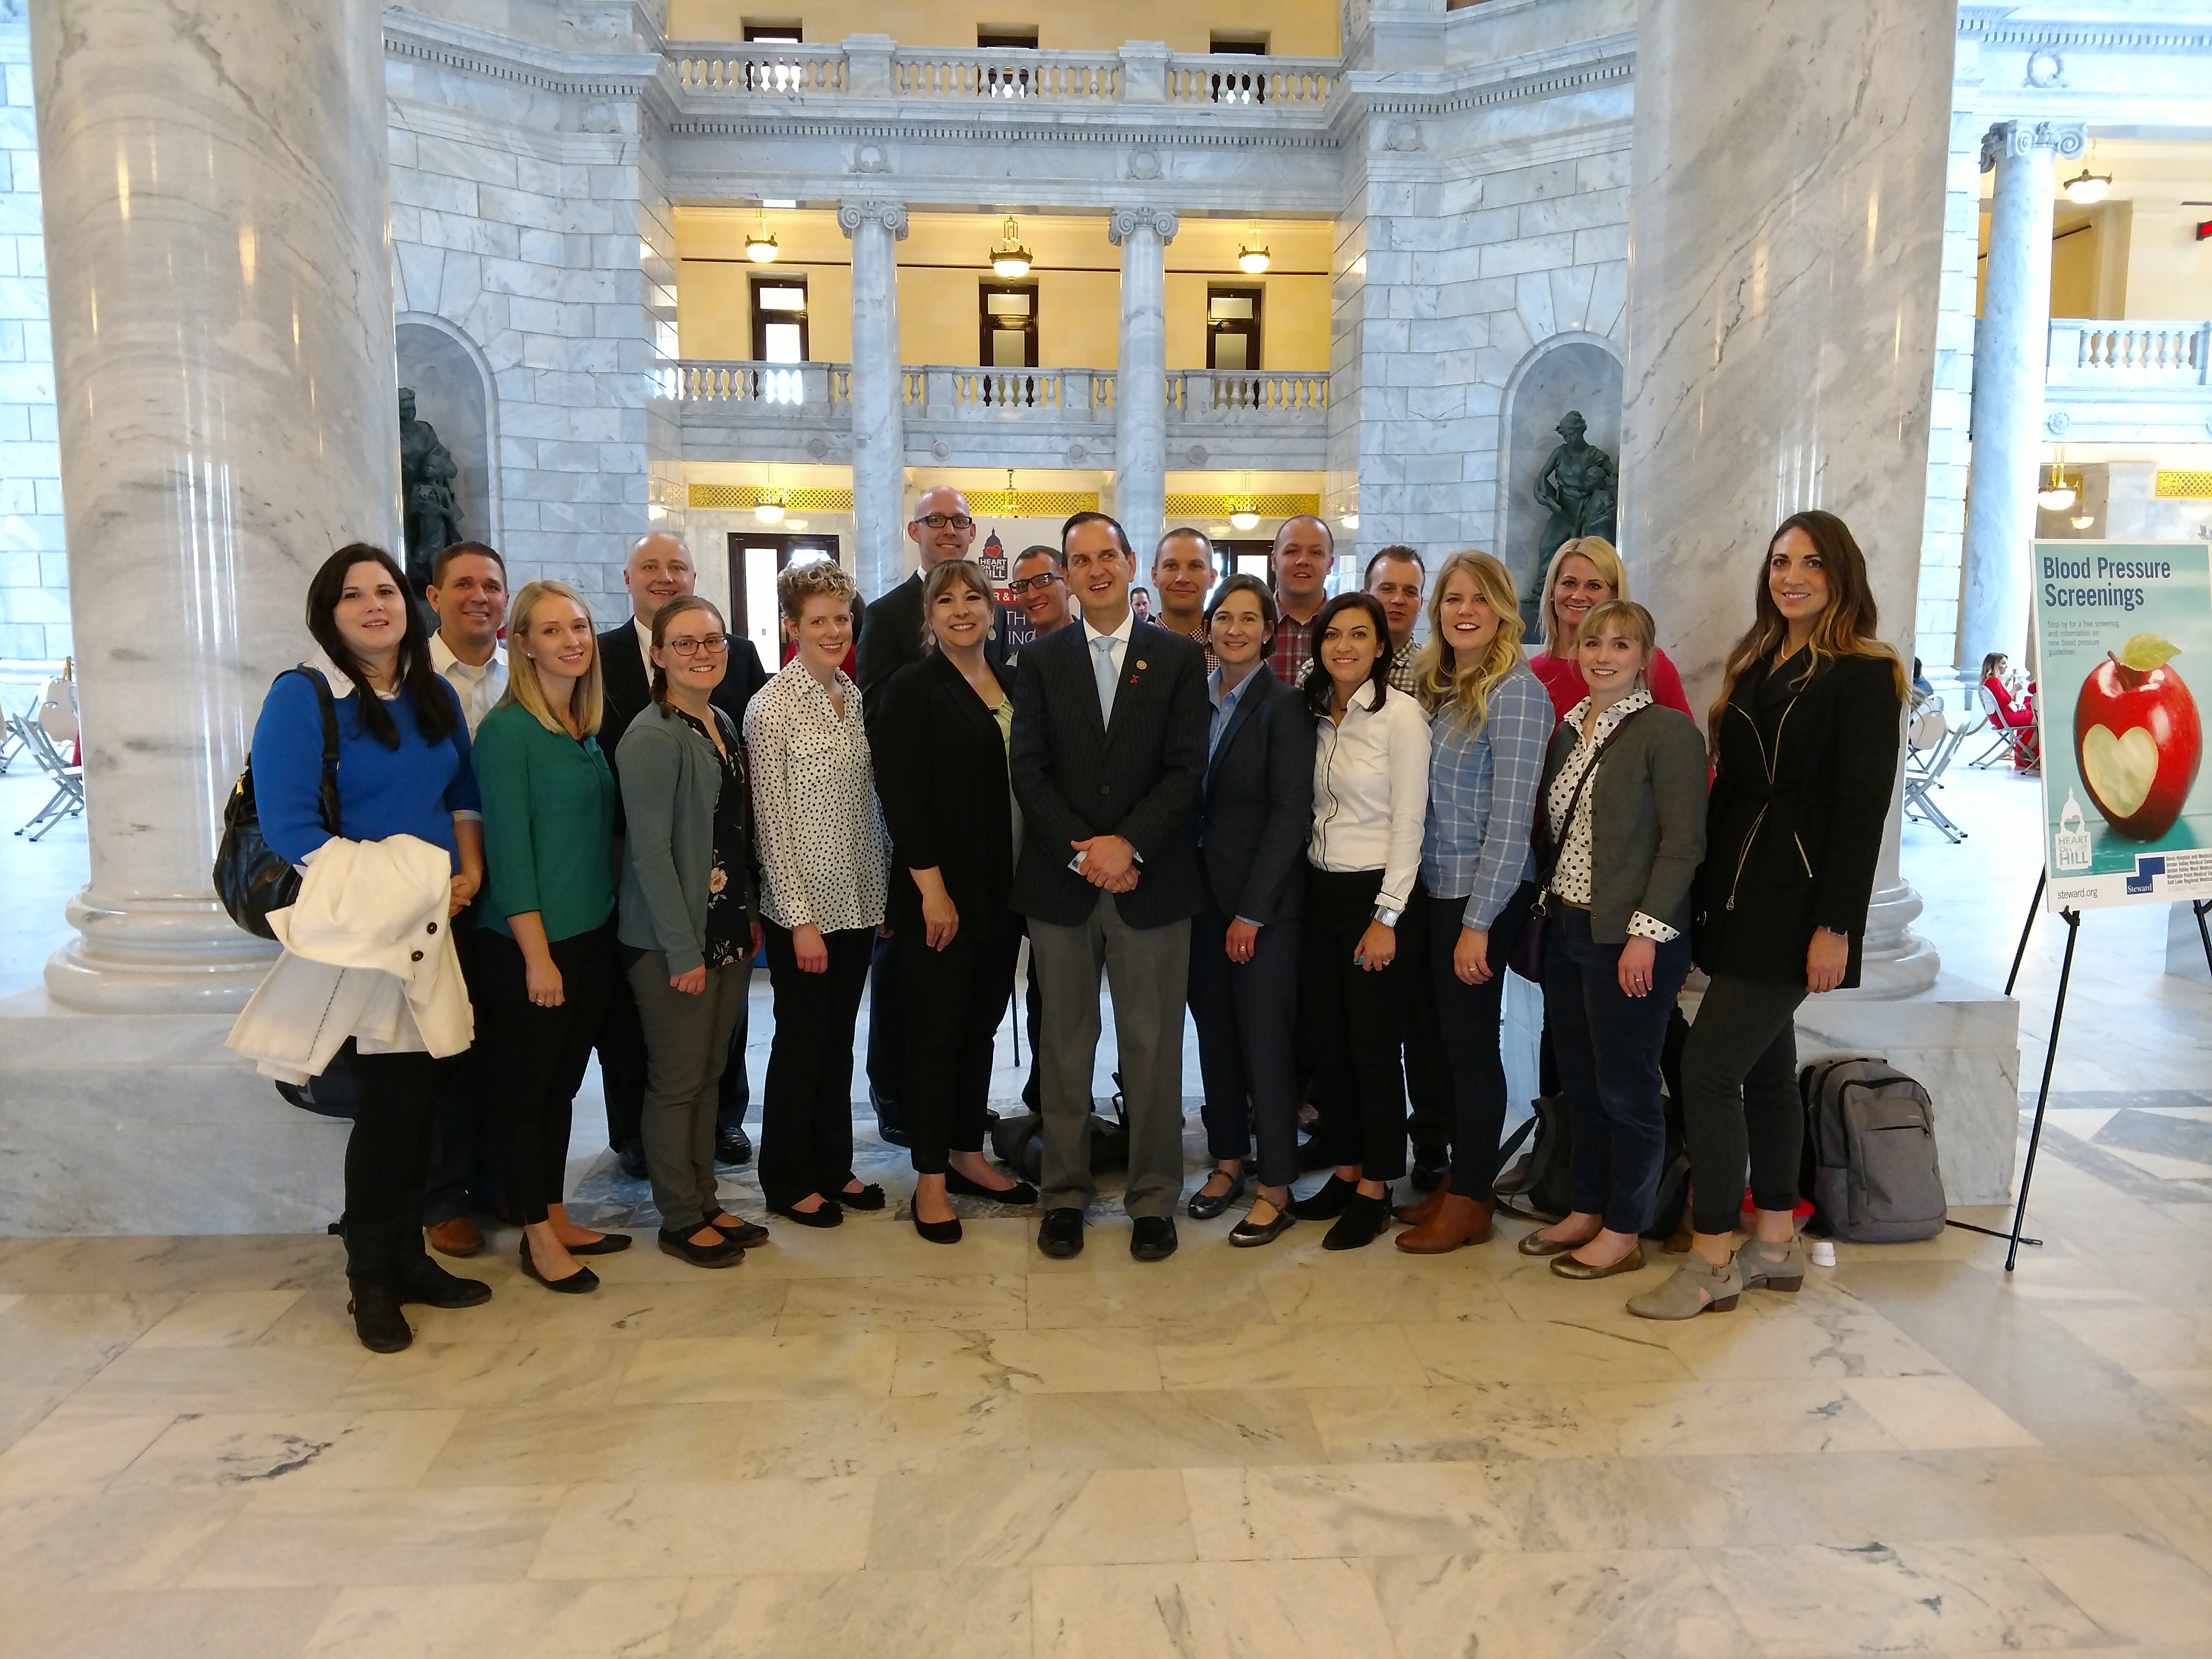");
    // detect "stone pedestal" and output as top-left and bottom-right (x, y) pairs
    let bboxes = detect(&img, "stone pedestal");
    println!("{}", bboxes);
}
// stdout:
(841, 200), (909, 599)
(1108, 208), (1176, 560)
(29, 0), (399, 1015)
